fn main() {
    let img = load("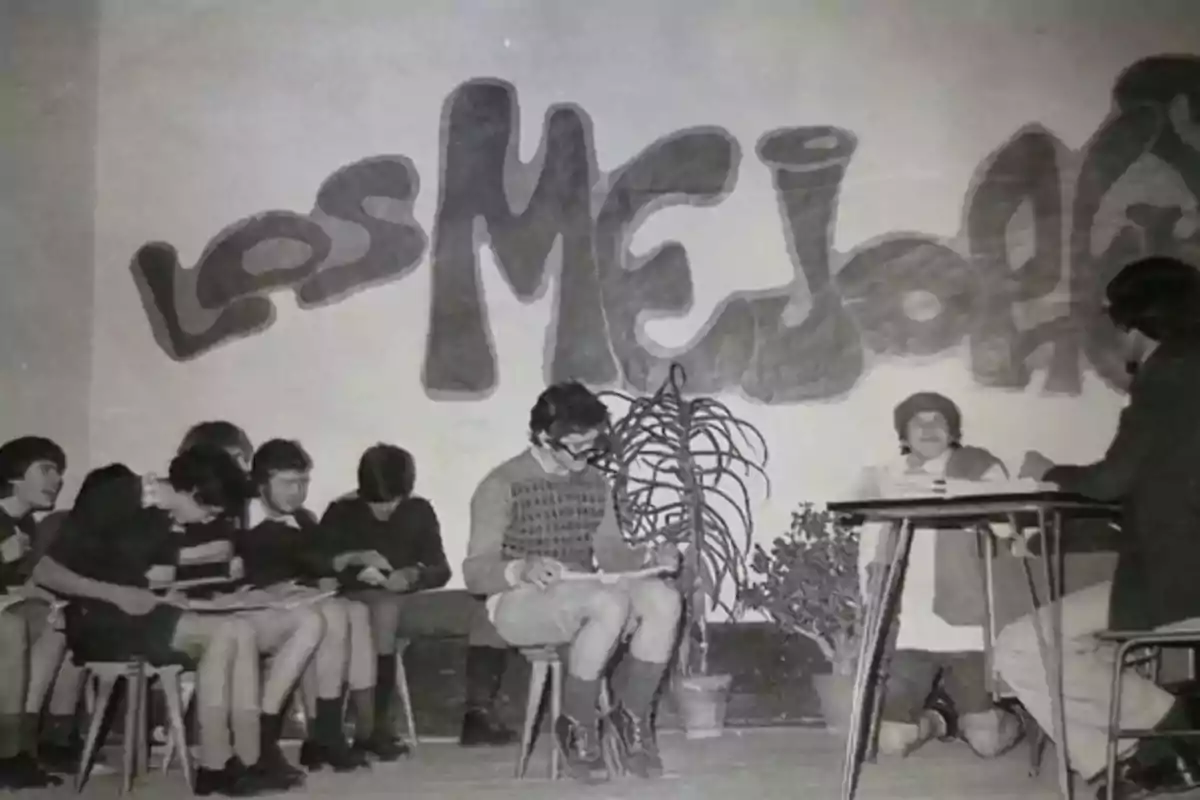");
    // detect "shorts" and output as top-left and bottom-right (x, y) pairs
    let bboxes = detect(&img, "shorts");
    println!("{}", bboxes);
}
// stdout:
(491, 581), (624, 648)
(64, 601), (189, 667)
(880, 649), (991, 724)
